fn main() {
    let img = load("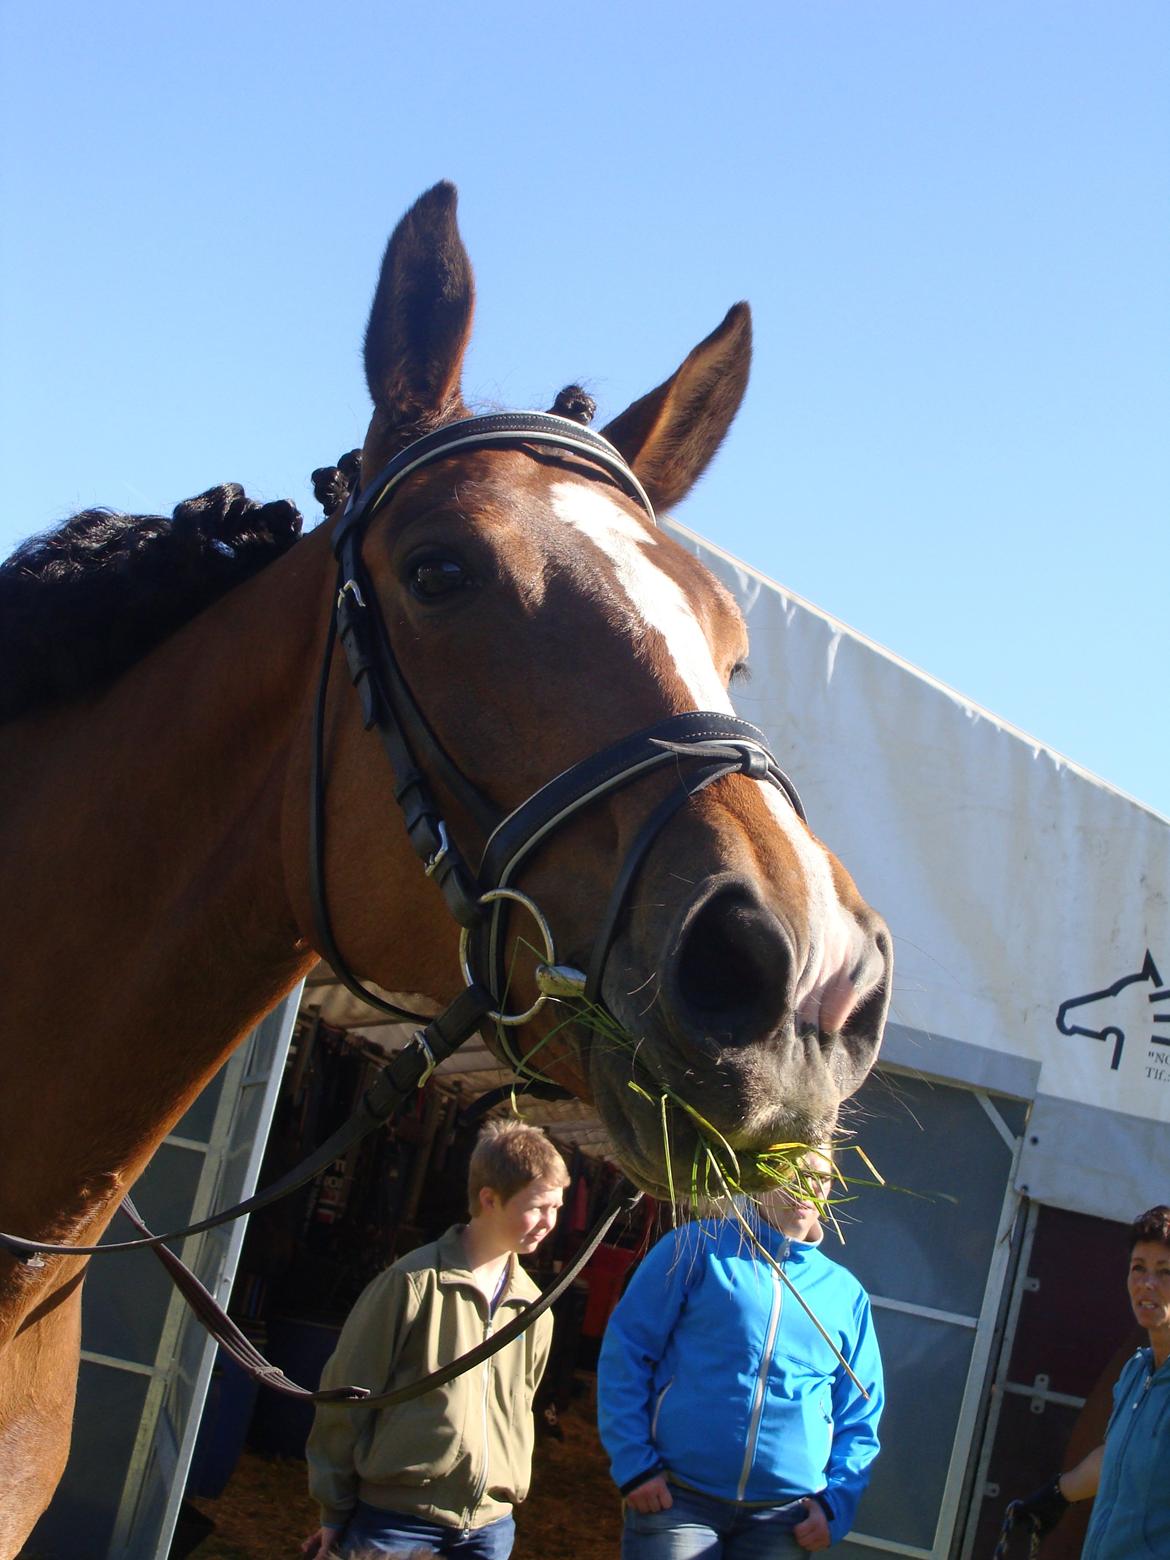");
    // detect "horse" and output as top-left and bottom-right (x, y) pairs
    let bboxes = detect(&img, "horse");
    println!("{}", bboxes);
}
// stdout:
(0, 181), (891, 1551)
